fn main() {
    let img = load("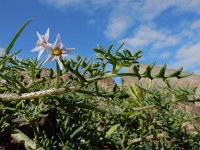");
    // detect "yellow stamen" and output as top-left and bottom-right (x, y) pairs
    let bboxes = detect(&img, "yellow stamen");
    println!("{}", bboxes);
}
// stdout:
(37, 40), (47, 46)
(52, 48), (62, 56)
(37, 41), (42, 46)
